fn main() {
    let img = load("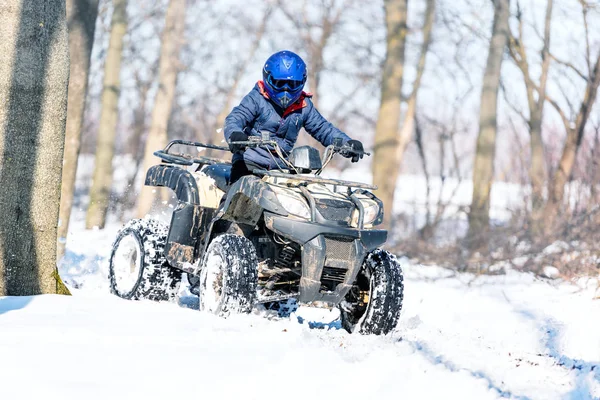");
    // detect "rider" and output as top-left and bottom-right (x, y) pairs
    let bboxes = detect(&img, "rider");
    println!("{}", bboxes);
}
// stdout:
(224, 50), (364, 183)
